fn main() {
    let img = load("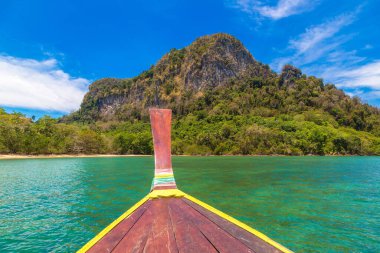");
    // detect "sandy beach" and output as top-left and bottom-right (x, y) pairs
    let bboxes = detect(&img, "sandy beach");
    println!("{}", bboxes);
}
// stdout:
(0, 154), (151, 160)
(0, 154), (358, 160)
